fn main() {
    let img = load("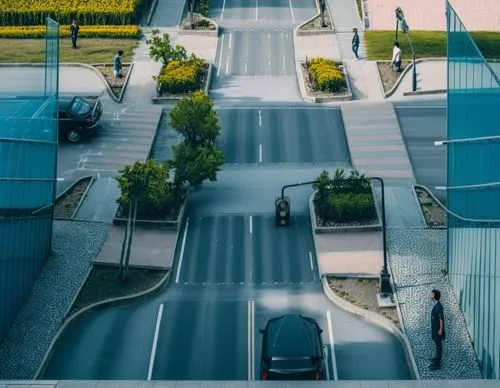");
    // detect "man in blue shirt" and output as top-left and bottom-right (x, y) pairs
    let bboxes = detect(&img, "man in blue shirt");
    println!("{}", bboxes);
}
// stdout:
(429, 289), (446, 370)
